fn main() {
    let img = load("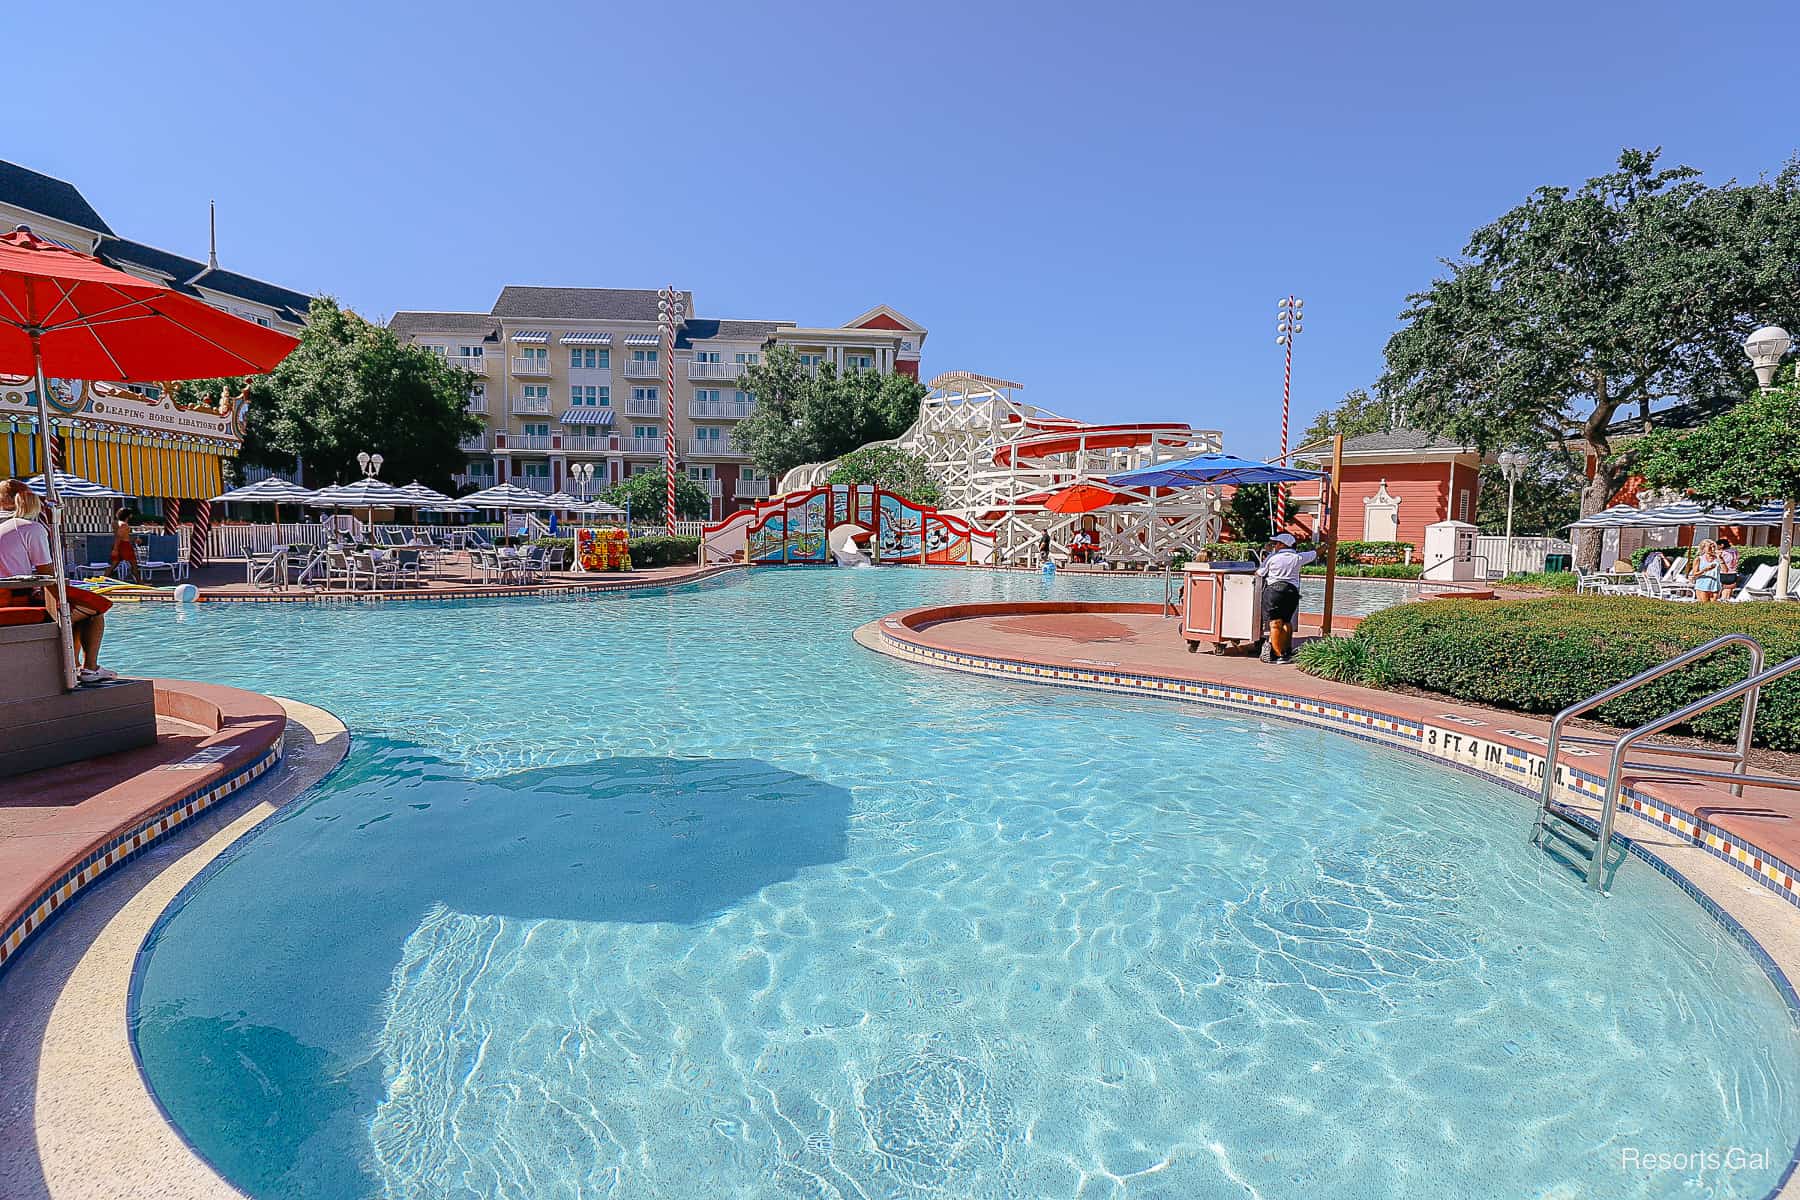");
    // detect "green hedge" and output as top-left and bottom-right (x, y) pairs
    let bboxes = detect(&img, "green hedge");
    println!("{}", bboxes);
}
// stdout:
(1497, 570), (1579, 592)
(628, 534), (700, 568)
(1304, 597), (1800, 748)
(1203, 540), (1413, 565)
(1300, 563), (1423, 579)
